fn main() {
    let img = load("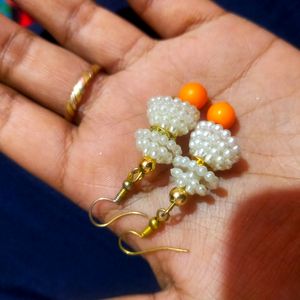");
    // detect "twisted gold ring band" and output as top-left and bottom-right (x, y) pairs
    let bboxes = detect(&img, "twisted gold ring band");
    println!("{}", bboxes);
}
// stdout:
(65, 64), (101, 122)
